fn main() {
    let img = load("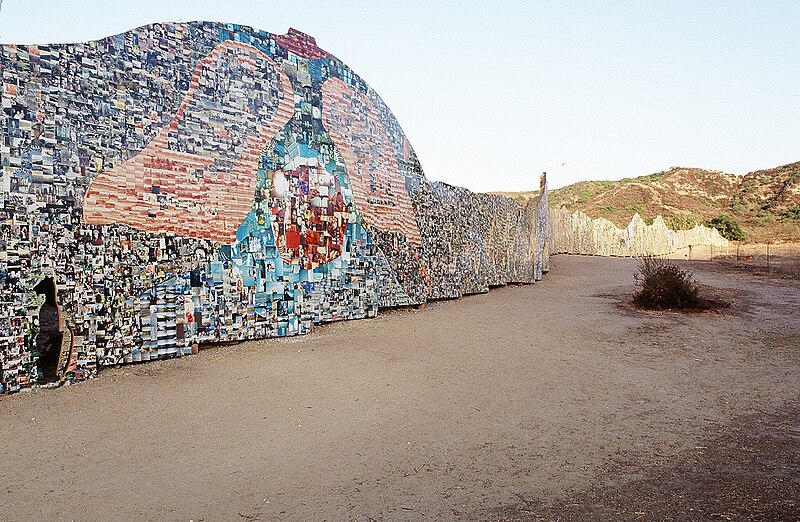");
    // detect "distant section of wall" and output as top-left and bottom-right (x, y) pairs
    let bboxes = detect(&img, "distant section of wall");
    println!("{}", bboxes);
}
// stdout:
(534, 173), (549, 279)
(548, 207), (728, 257)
